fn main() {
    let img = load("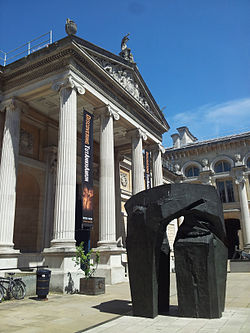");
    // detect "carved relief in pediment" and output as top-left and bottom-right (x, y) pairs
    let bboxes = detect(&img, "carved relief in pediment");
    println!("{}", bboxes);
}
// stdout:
(94, 57), (153, 114)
